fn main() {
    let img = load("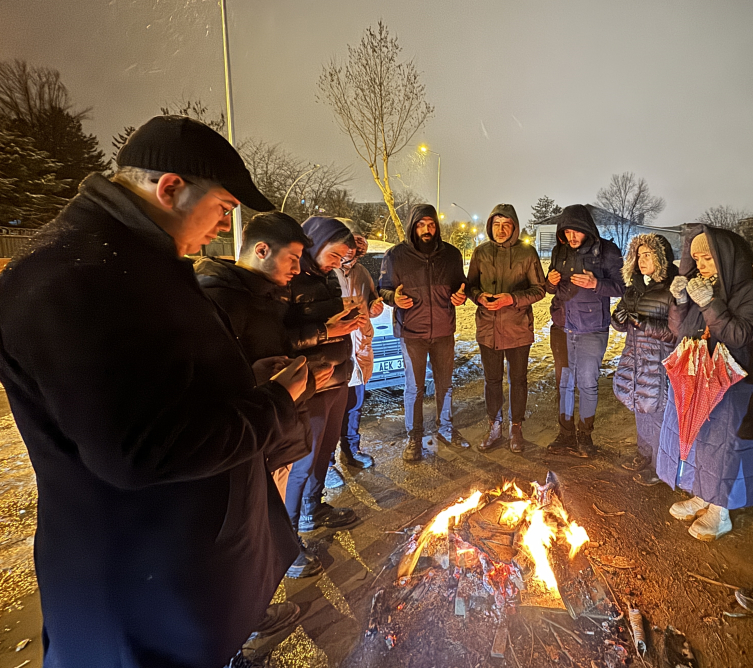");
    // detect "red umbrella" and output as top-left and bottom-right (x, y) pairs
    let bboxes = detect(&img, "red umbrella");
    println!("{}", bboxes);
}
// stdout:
(663, 328), (747, 461)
